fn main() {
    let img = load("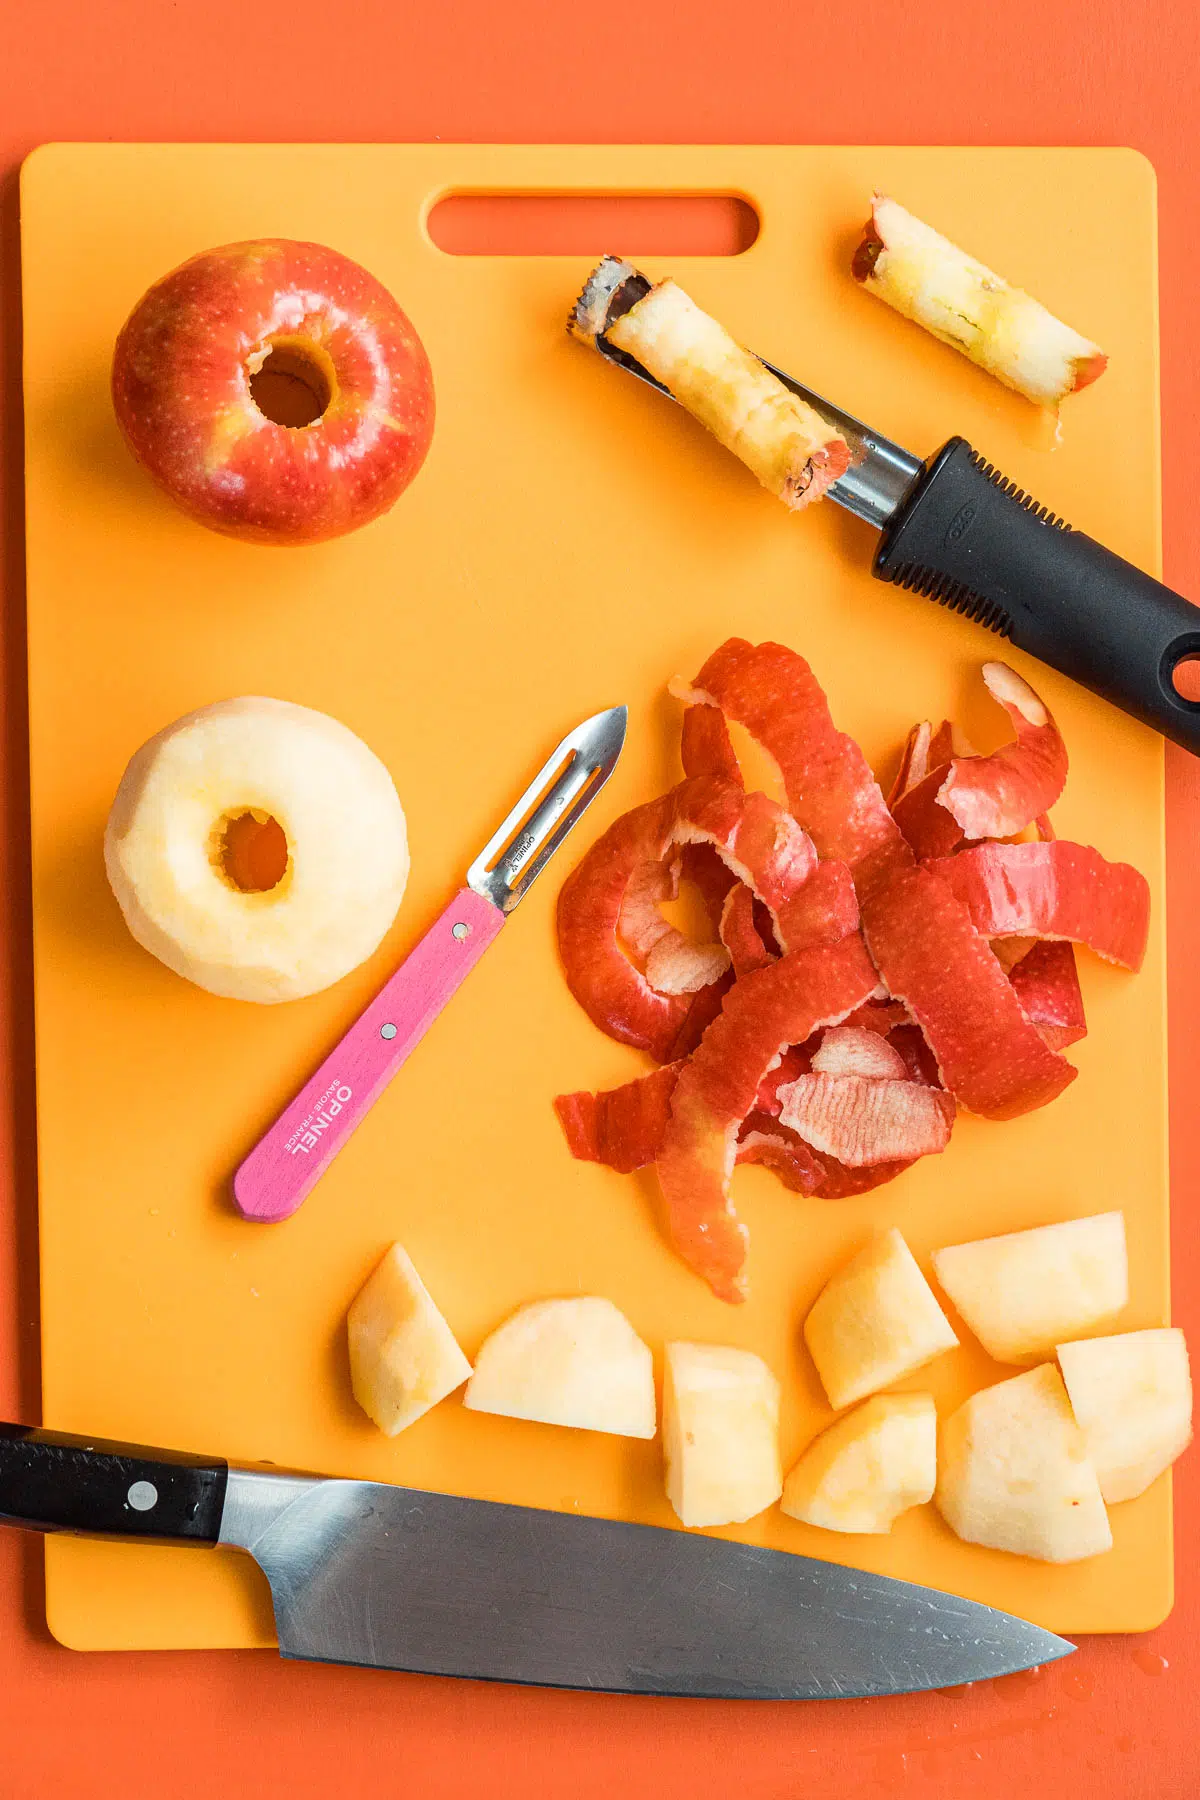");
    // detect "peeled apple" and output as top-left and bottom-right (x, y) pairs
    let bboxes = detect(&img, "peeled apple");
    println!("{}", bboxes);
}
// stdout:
(105, 697), (409, 1003)
(803, 1228), (959, 1411)
(1058, 1328), (1193, 1503)
(663, 1342), (782, 1528)
(347, 1244), (472, 1437)
(781, 1393), (937, 1535)
(463, 1297), (655, 1439)
(936, 1363), (1112, 1563)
